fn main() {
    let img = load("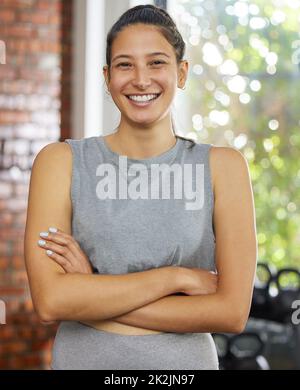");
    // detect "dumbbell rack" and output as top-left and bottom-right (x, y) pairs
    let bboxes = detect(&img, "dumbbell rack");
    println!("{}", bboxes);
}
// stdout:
(248, 263), (300, 369)
(213, 264), (300, 370)
(245, 316), (300, 370)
